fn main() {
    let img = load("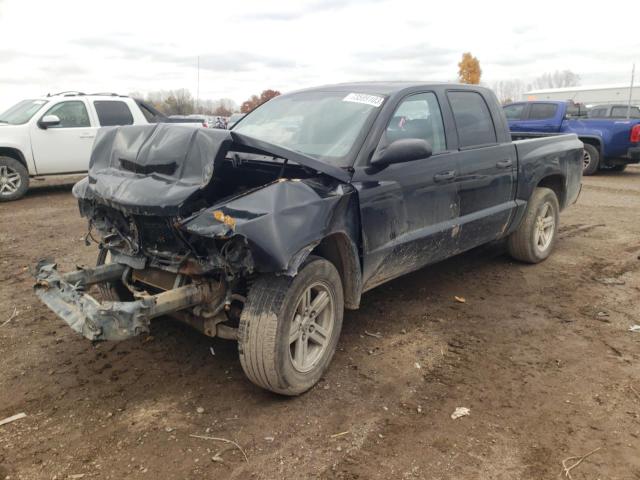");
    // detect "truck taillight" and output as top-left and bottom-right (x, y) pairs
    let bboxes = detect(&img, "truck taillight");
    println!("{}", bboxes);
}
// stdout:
(631, 124), (640, 143)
